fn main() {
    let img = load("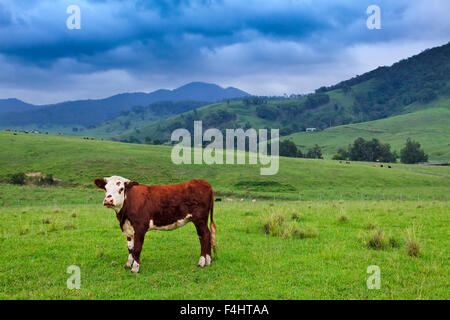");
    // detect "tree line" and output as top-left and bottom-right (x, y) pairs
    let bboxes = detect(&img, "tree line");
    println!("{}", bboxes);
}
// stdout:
(279, 137), (428, 164)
